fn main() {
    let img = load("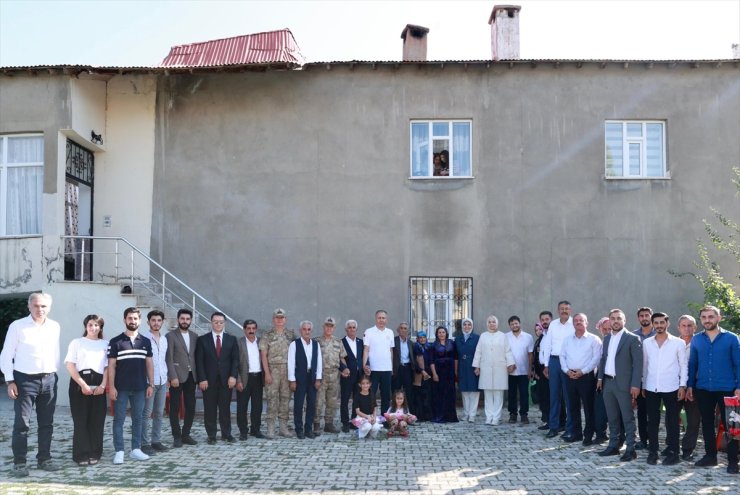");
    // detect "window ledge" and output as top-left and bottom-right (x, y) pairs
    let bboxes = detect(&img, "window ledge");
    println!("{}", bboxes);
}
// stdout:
(0, 234), (43, 240)
(408, 176), (475, 180)
(604, 173), (671, 181)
